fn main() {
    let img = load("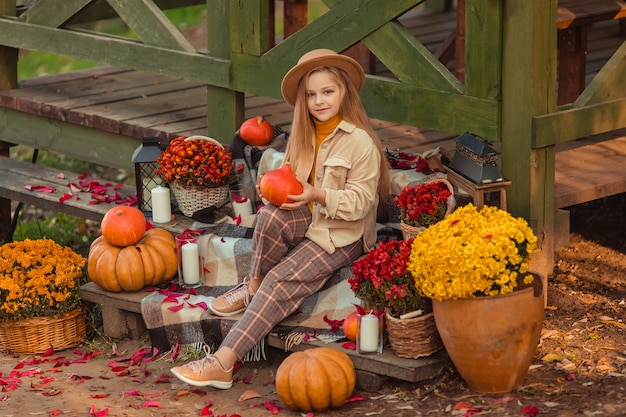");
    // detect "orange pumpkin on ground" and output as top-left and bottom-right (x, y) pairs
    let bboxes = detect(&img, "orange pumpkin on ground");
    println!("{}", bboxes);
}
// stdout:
(259, 164), (303, 206)
(100, 205), (146, 247)
(87, 228), (177, 292)
(275, 347), (356, 412)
